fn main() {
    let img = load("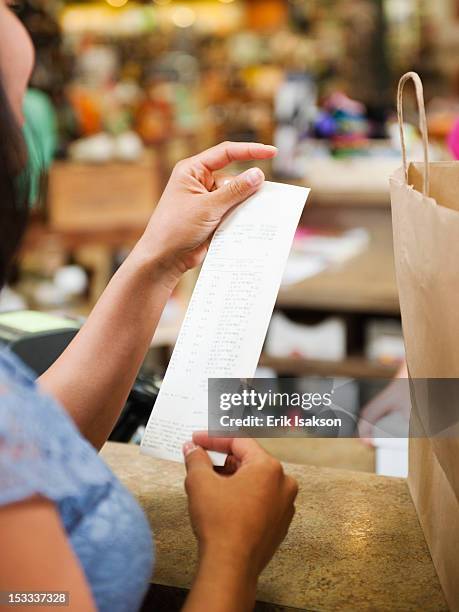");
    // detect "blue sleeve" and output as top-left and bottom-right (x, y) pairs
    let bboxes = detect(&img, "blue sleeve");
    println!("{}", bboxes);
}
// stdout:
(0, 350), (111, 521)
